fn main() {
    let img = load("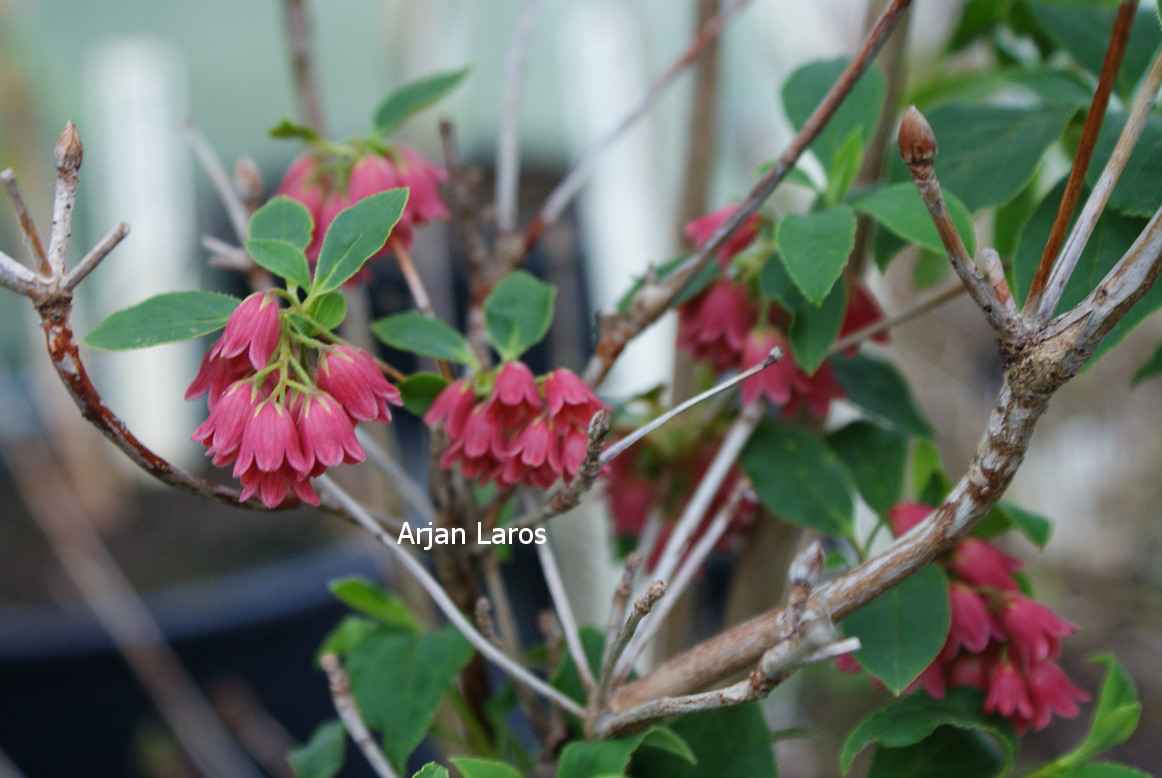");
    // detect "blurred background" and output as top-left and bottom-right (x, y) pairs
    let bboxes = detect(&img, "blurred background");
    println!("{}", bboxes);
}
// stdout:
(0, 0), (1160, 775)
